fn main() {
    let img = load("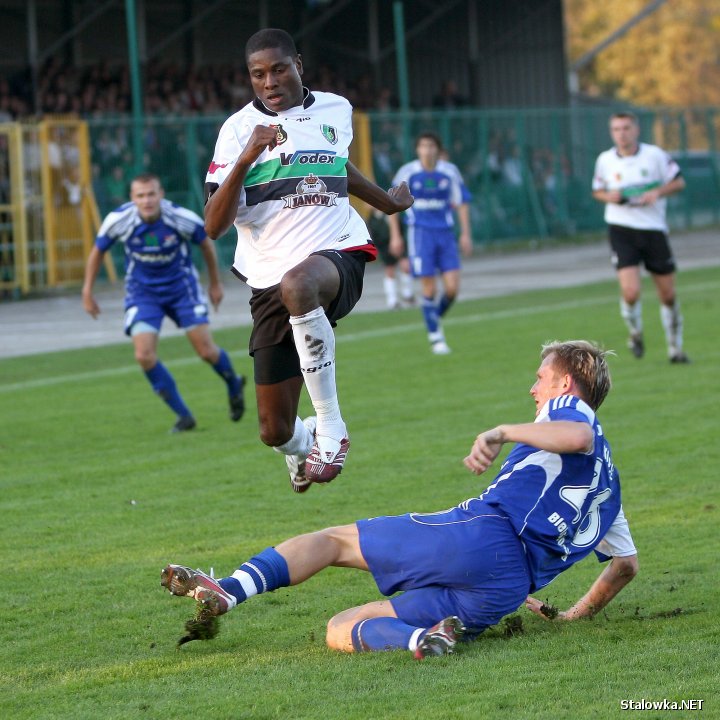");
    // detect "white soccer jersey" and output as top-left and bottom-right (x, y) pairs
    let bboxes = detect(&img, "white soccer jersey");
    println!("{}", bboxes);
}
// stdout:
(592, 143), (682, 231)
(205, 90), (373, 289)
